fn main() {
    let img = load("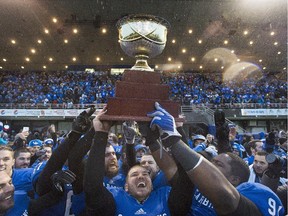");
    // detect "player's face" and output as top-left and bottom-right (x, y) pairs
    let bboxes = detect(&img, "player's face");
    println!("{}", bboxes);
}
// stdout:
(28, 146), (40, 156)
(125, 166), (152, 202)
(140, 155), (159, 180)
(0, 150), (14, 176)
(253, 155), (268, 175)
(0, 171), (14, 213)
(104, 145), (119, 178)
(206, 135), (213, 142)
(211, 154), (232, 179)
(232, 148), (240, 156)
(194, 139), (204, 147)
(39, 146), (52, 162)
(14, 152), (31, 169)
